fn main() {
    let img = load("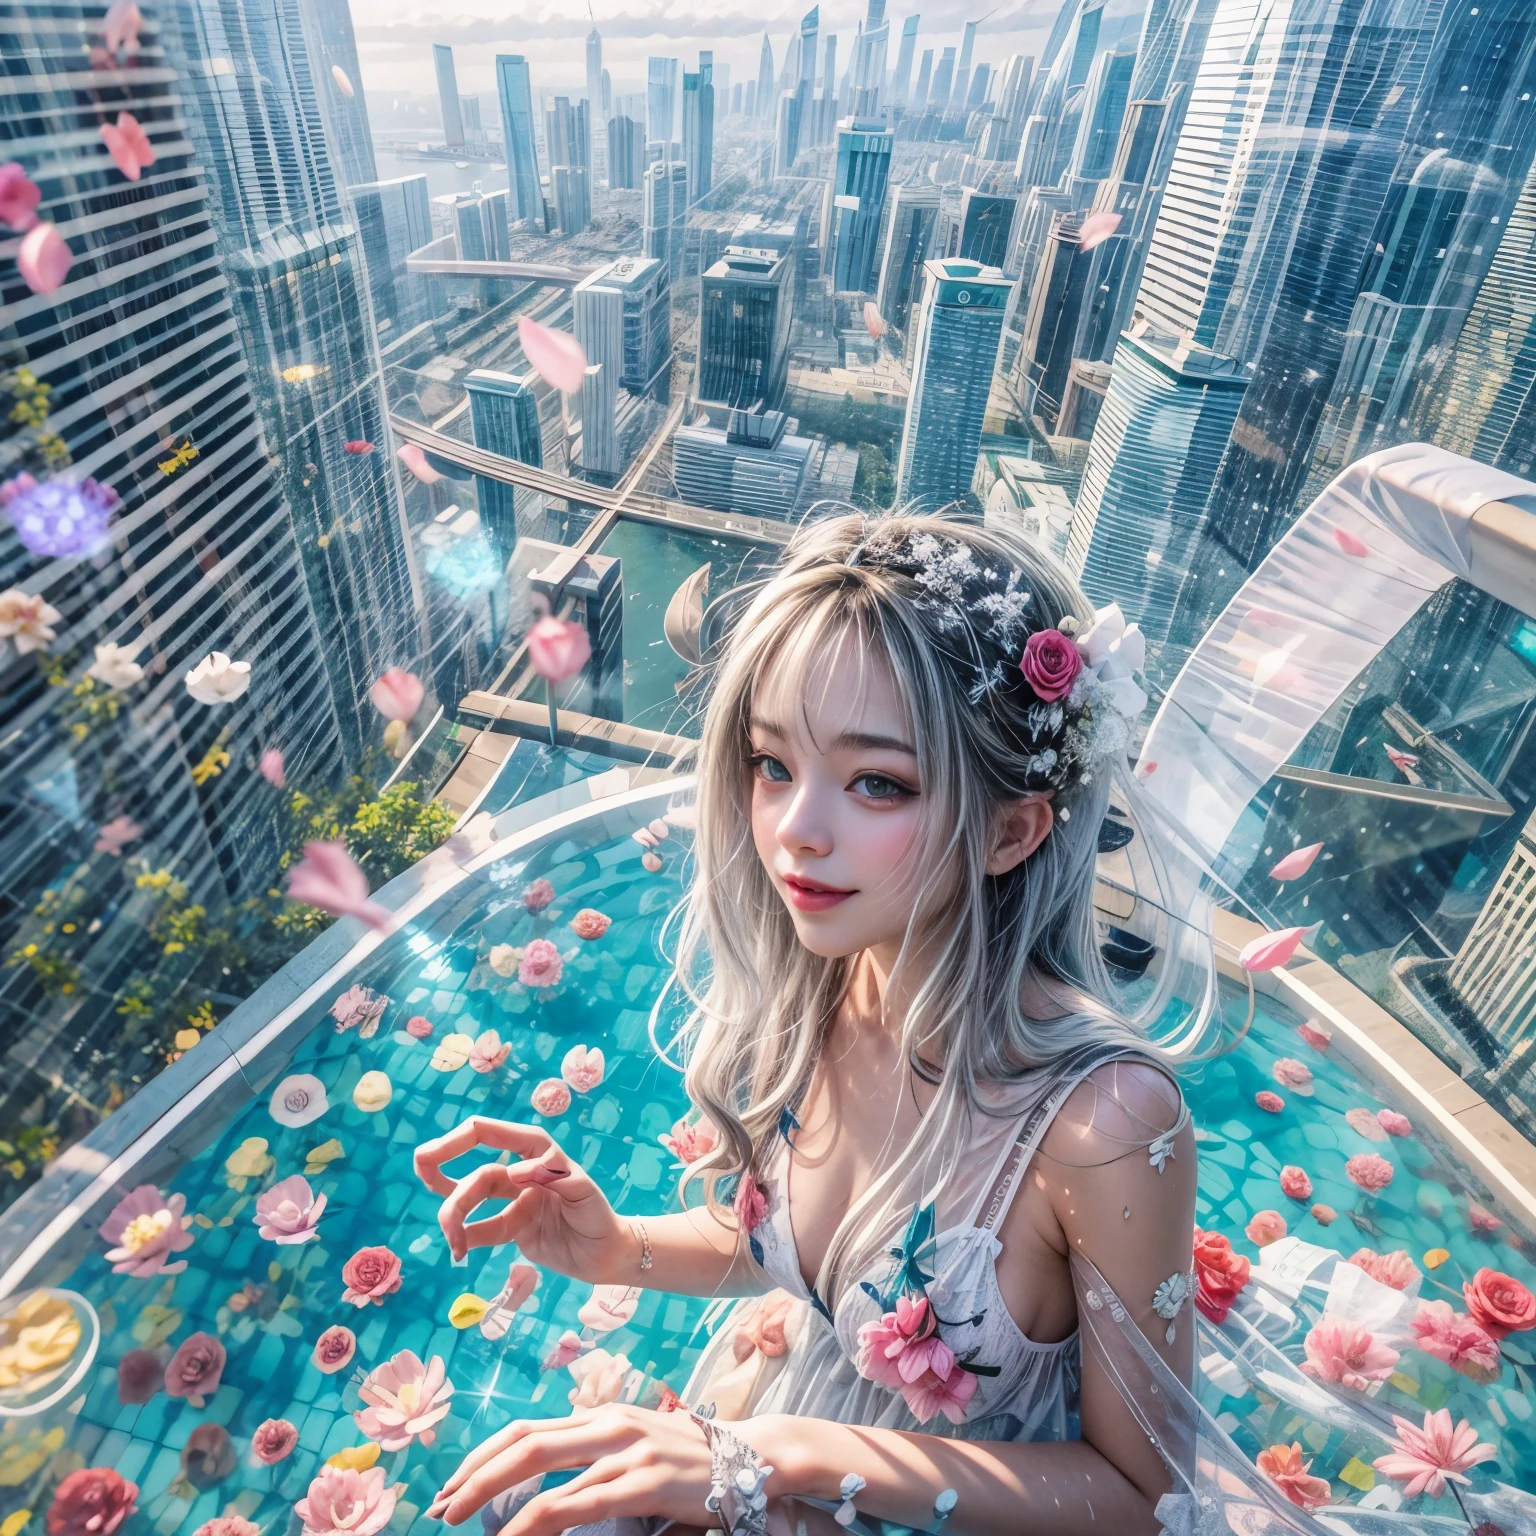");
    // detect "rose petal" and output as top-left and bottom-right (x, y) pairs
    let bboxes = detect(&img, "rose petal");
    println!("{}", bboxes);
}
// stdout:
(518, 315), (588, 393)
